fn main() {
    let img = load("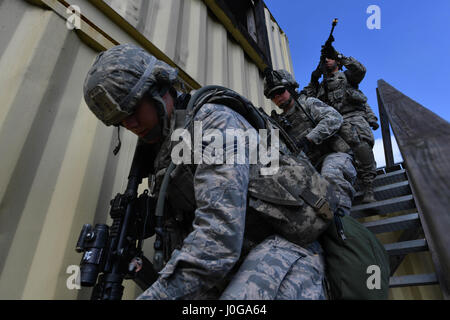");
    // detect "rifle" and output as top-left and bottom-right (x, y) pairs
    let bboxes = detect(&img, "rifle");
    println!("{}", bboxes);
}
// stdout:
(75, 140), (159, 300)
(311, 18), (339, 103)
(264, 66), (352, 155)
